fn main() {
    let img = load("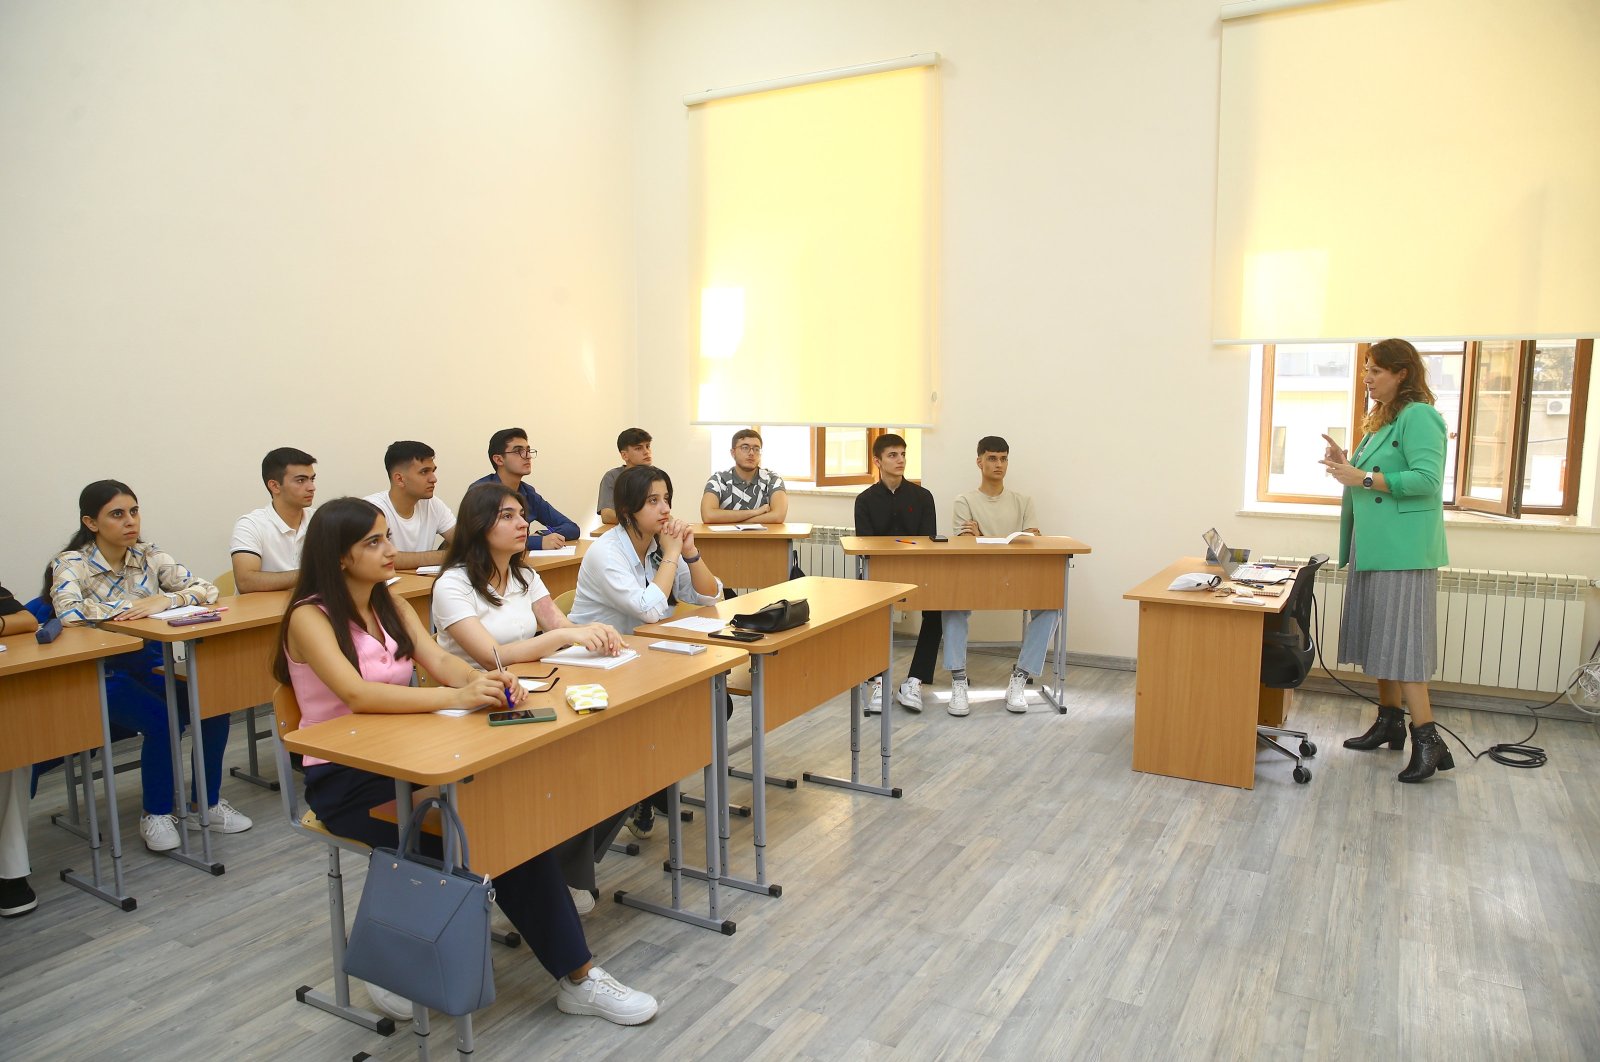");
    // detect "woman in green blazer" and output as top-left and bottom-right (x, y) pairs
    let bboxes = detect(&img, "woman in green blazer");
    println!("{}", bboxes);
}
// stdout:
(1320, 338), (1453, 781)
